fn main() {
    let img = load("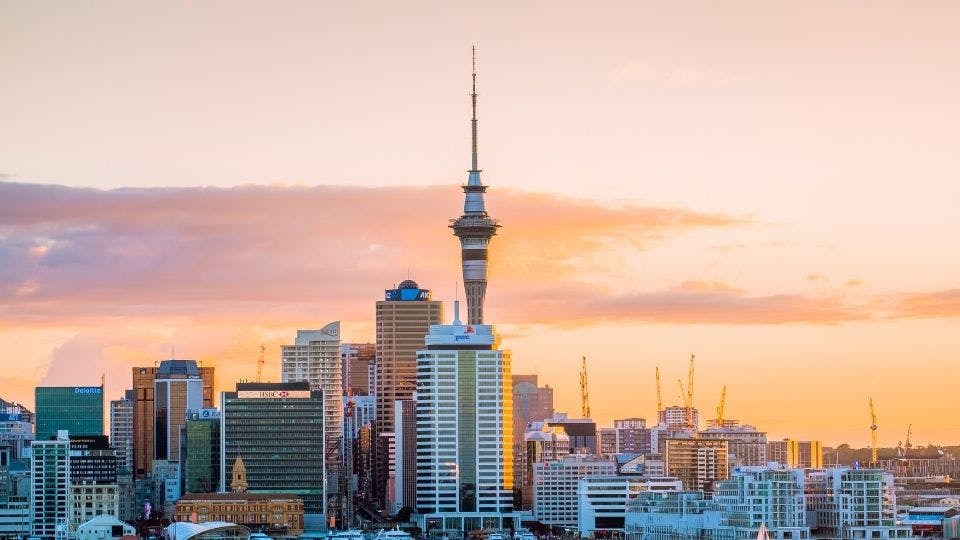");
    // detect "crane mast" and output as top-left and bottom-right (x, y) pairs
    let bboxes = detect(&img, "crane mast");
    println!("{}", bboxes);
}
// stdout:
(655, 367), (663, 422)
(580, 356), (590, 418)
(255, 344), (265, 383)
(869, 397), (879, 464)
(715, 384), (727, 427)
(685, 354), (696, 429)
